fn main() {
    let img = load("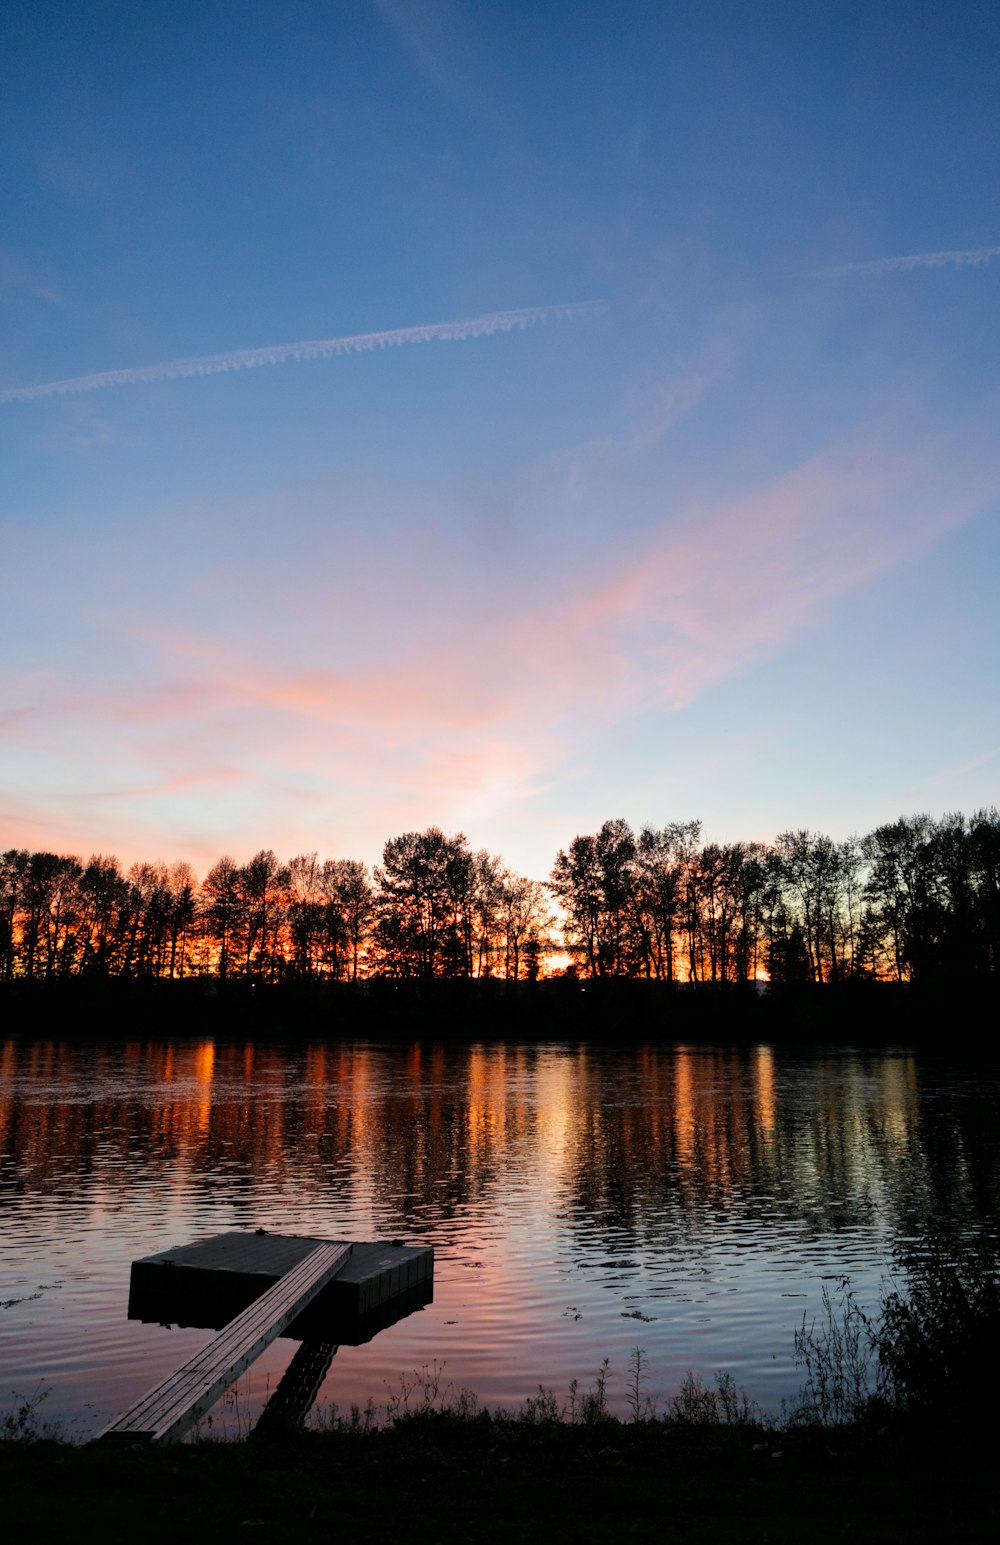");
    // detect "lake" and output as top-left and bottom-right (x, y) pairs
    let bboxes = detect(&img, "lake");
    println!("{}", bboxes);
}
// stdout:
(2, 1036), (998, 1439)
